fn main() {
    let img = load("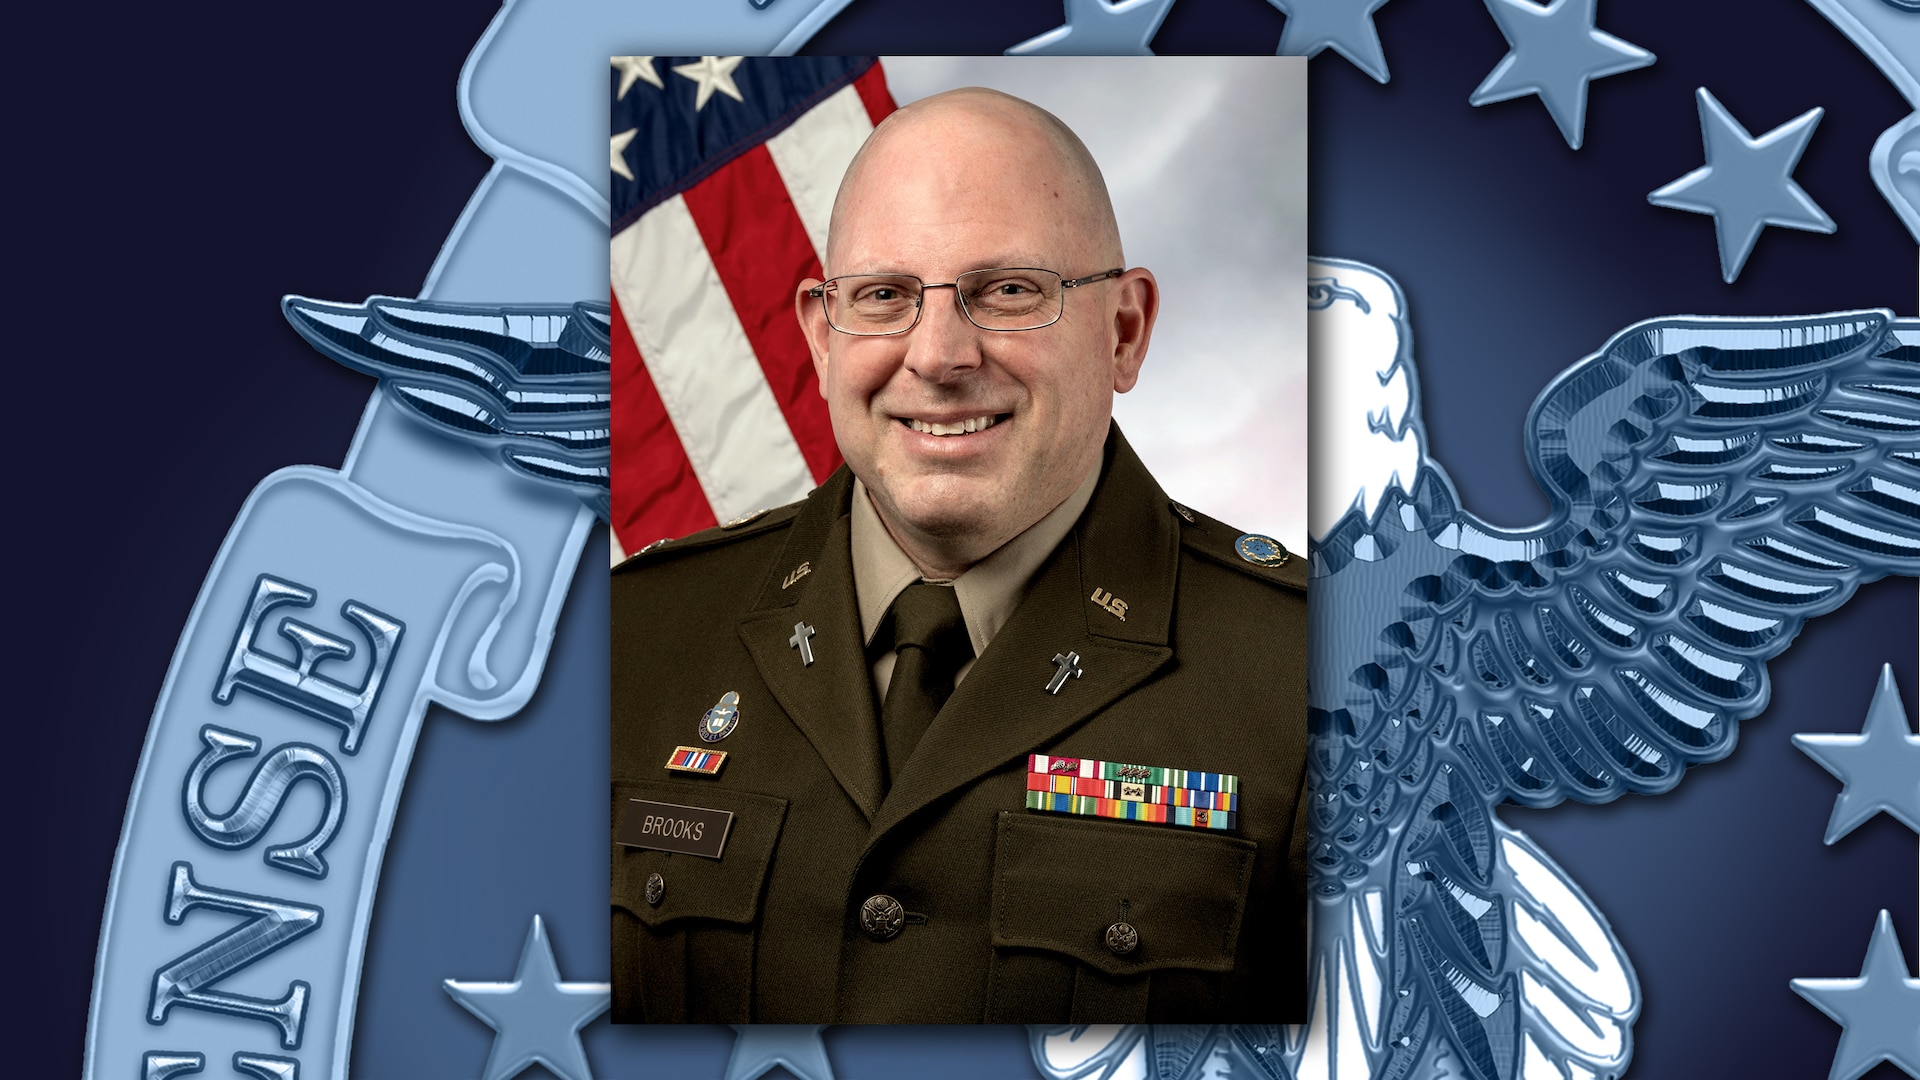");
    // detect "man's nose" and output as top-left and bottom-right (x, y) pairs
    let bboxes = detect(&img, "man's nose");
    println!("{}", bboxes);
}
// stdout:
(901, 285), (983, 383)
